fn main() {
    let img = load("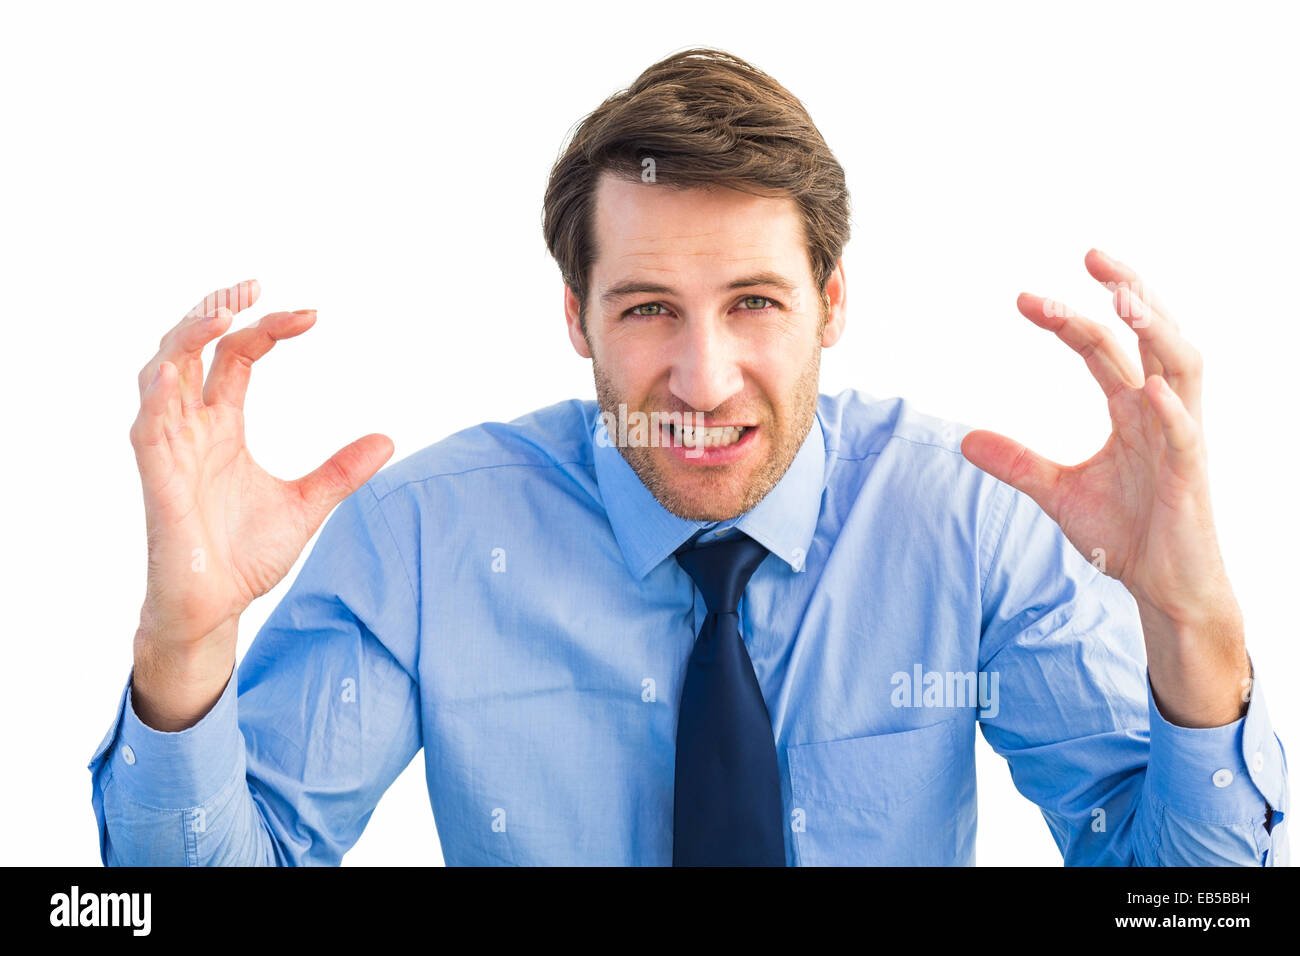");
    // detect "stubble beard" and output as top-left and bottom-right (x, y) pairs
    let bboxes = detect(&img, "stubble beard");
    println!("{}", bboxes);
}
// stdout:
(590, 335), (822, 523)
